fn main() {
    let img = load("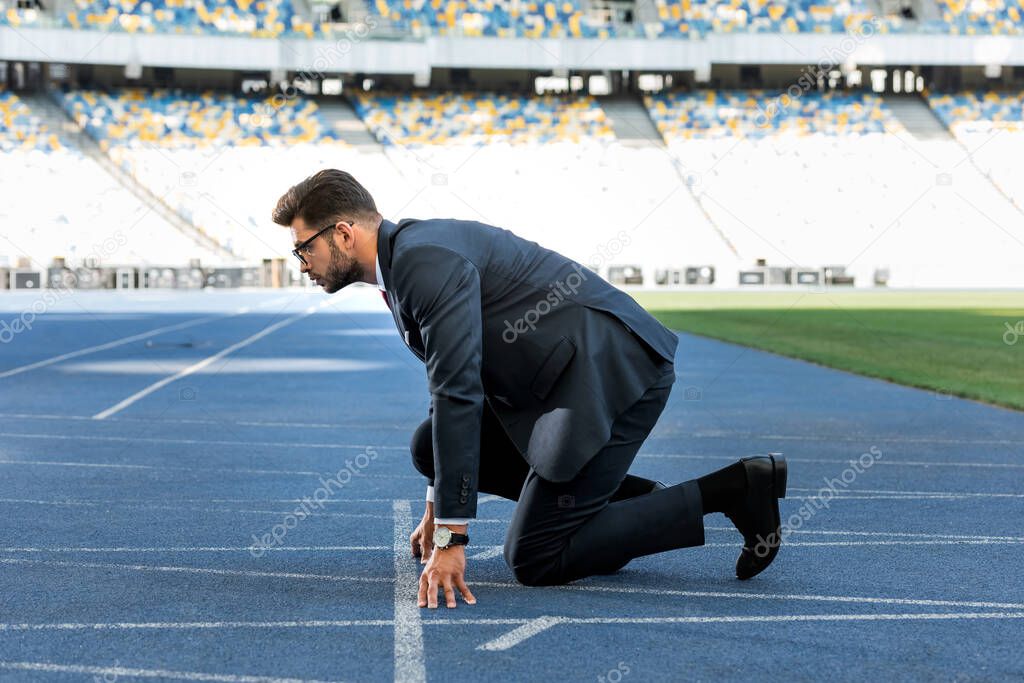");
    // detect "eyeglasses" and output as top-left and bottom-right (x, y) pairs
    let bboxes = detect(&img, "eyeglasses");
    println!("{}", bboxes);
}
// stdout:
(291, 220), (349, 266)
